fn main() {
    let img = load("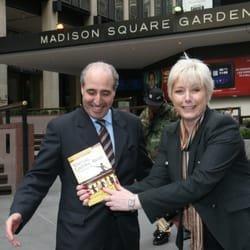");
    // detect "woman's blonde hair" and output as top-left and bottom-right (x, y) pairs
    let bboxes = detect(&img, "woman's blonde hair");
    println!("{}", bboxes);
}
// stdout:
(167, 57), (214, 101)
